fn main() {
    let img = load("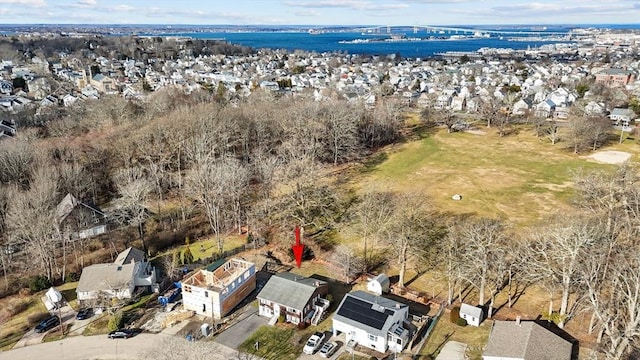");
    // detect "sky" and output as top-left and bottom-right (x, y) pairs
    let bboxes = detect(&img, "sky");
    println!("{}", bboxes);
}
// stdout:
(0, 0), (639, 26)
